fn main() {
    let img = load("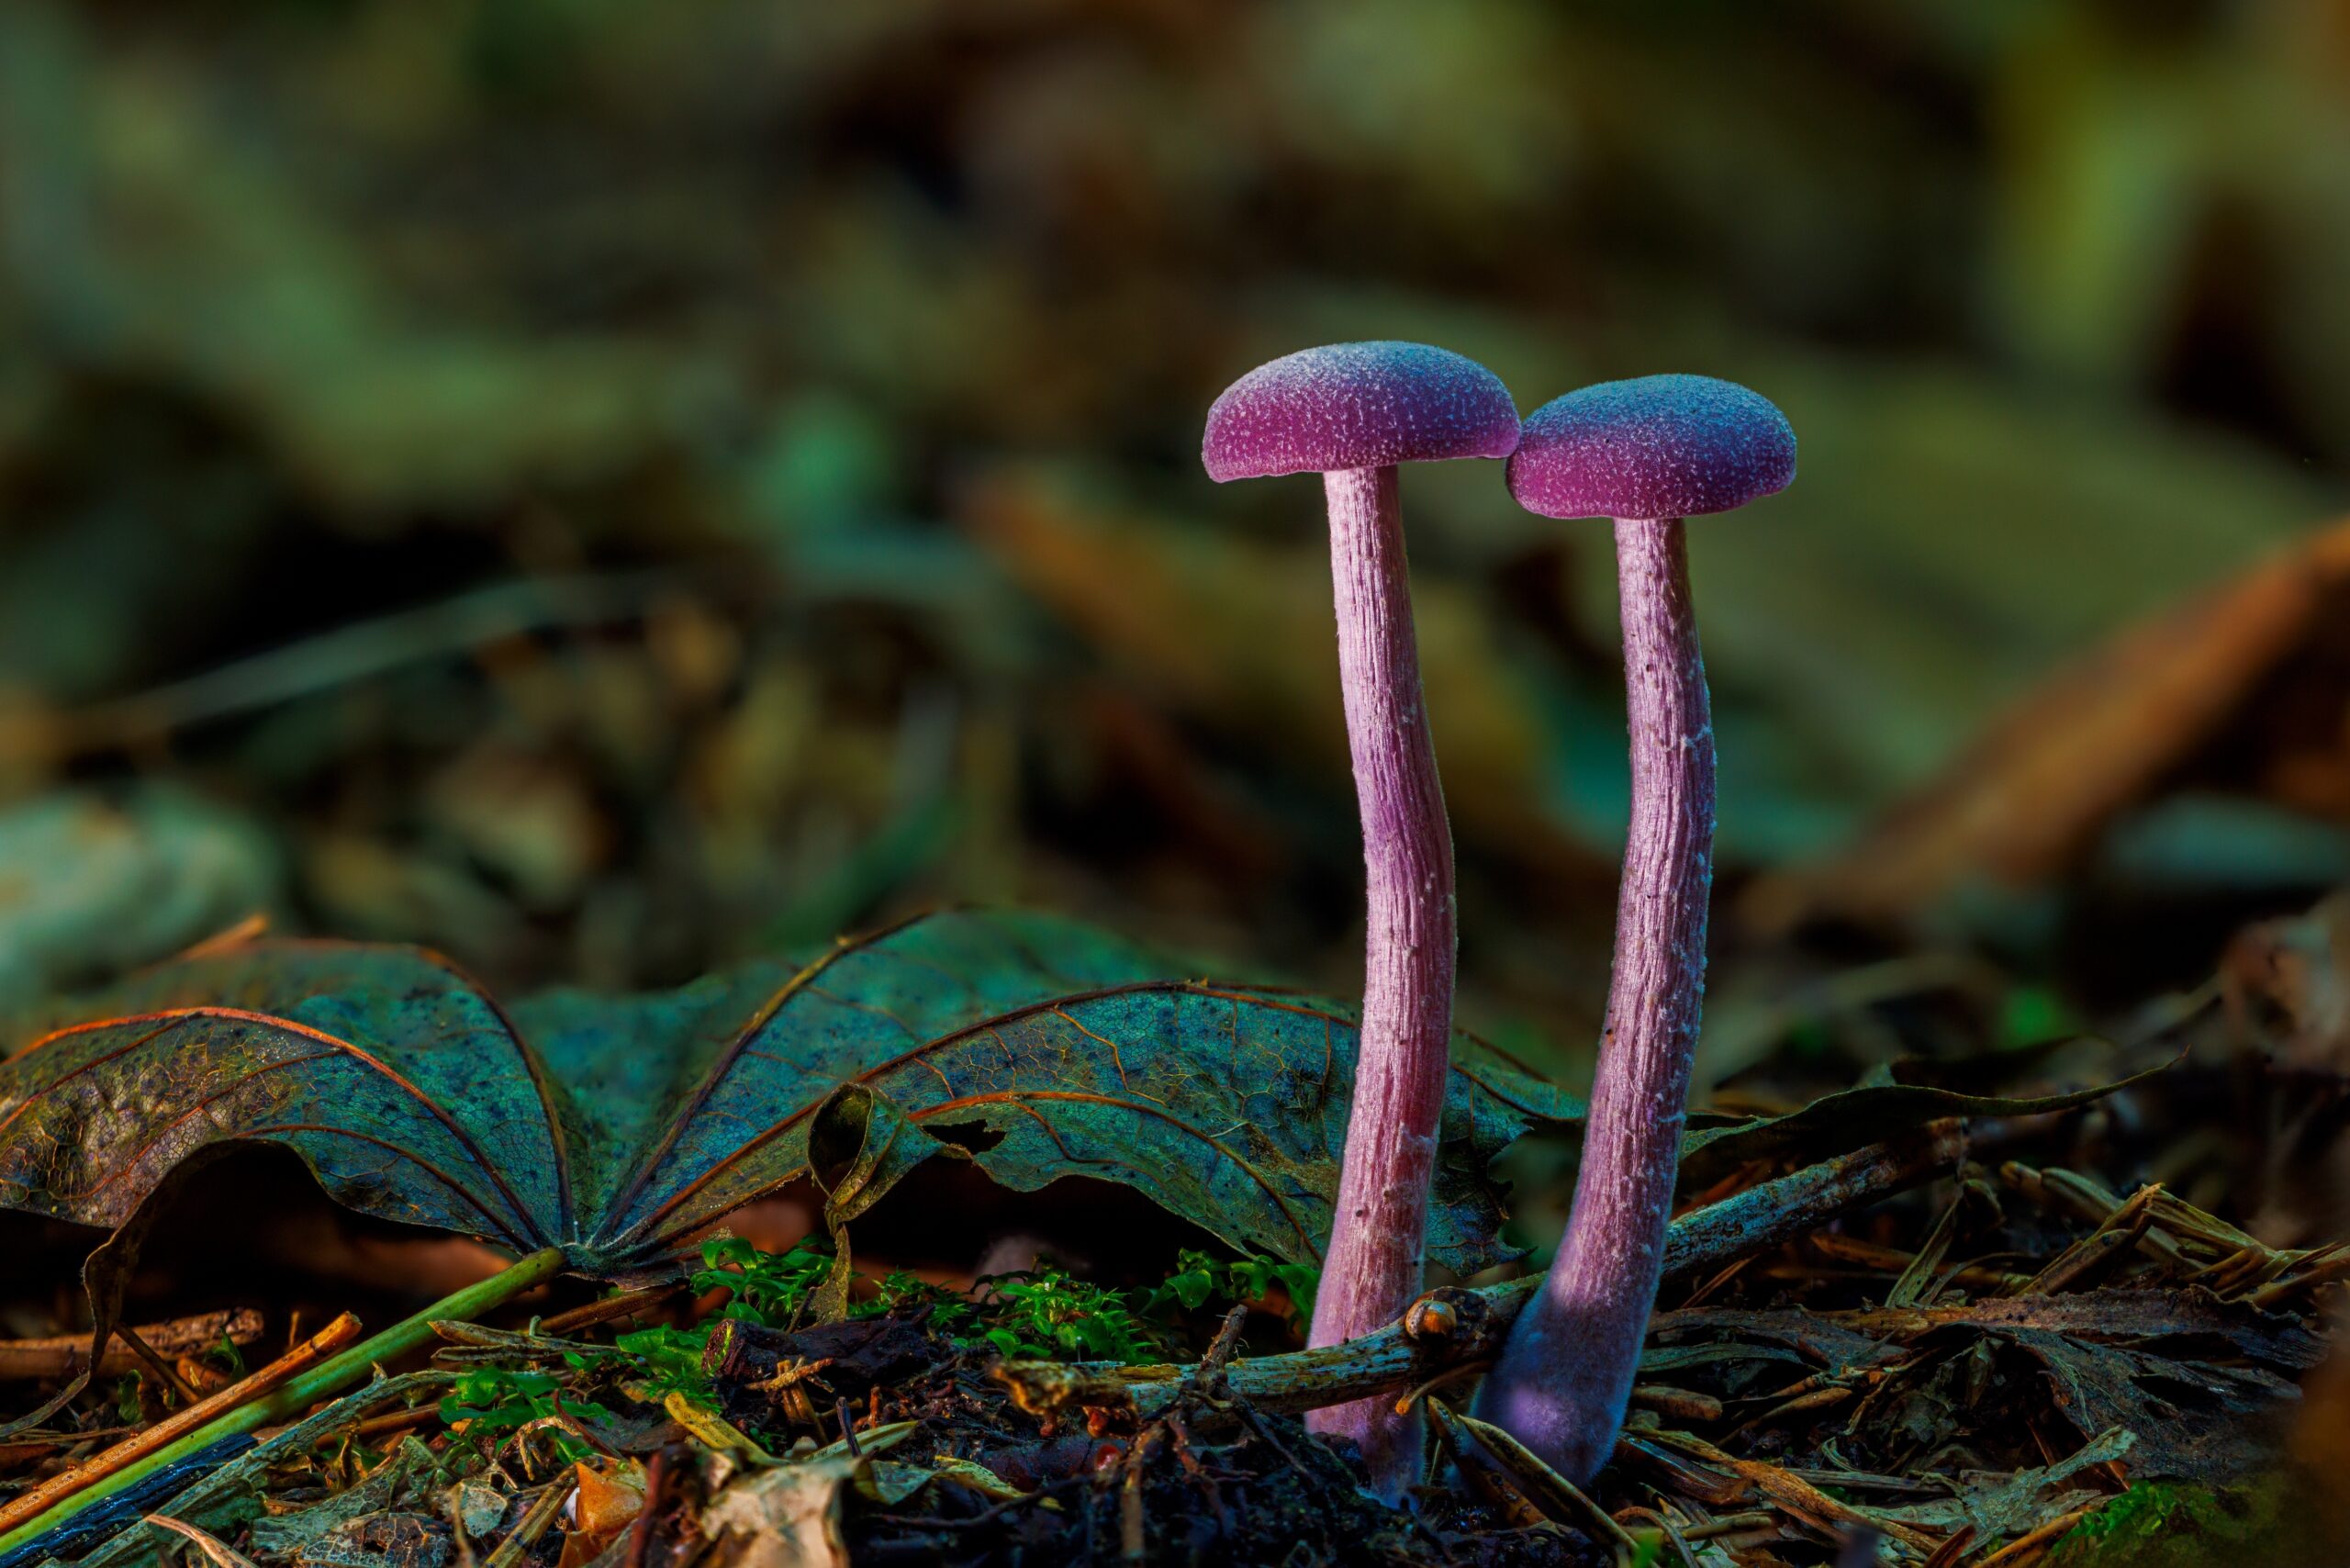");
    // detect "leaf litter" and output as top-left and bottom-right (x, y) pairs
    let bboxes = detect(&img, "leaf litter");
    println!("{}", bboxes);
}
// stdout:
(1, 907), (2344, 1564)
